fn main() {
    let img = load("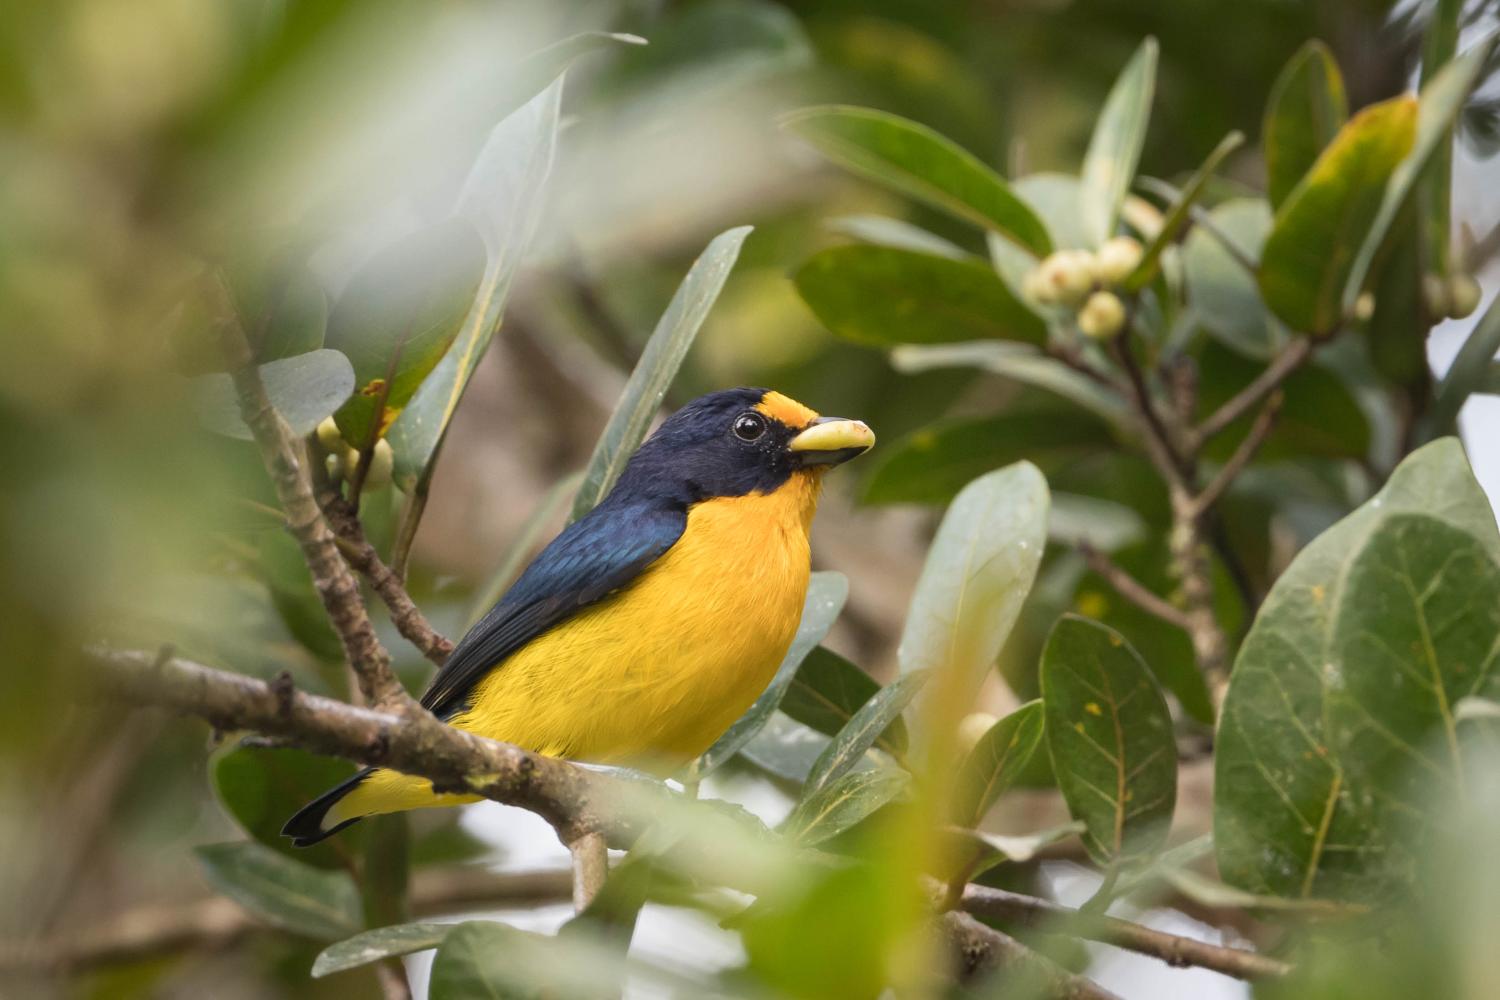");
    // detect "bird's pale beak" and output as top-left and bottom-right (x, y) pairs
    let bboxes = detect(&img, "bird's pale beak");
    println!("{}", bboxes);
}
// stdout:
(788, 417), (875, 468)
